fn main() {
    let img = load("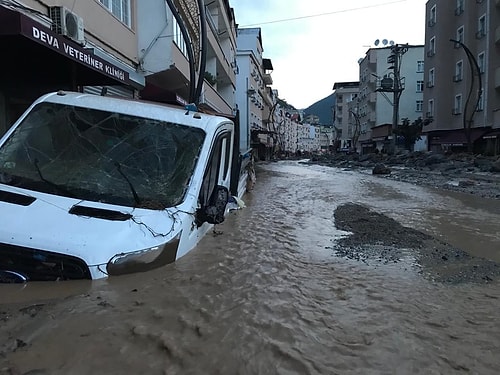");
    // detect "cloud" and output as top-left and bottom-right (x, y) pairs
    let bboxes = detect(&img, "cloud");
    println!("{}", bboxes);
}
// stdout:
(231, 0), (427, 109)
